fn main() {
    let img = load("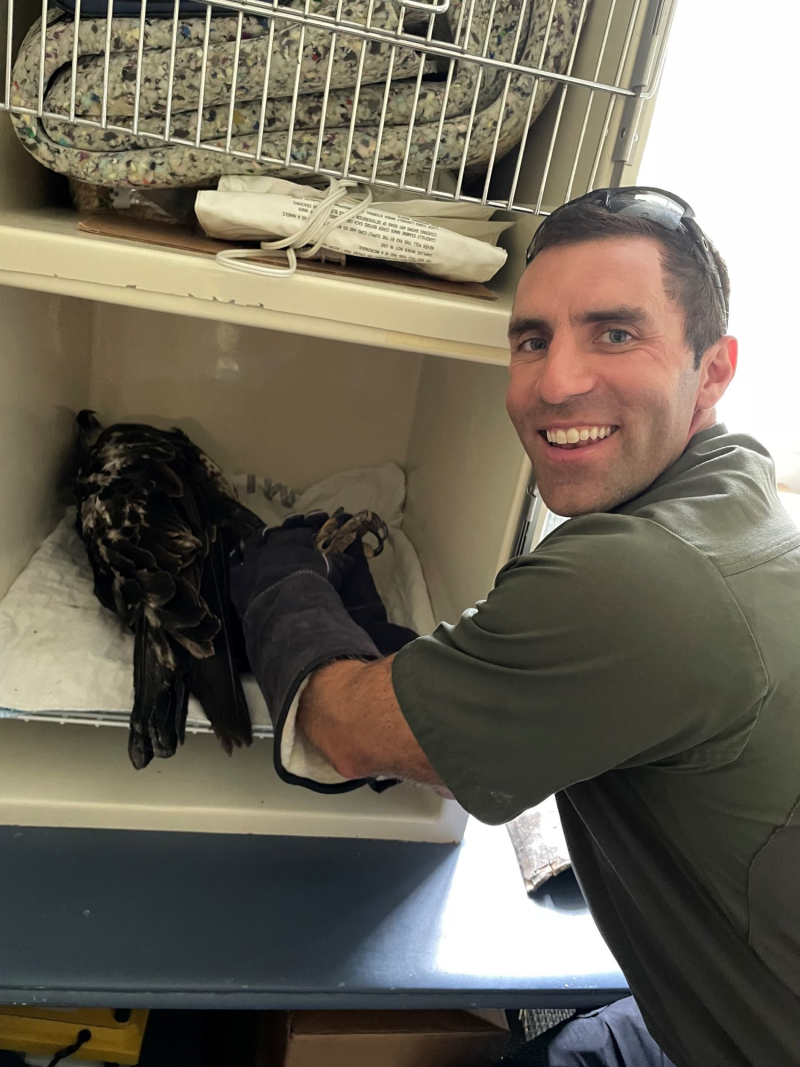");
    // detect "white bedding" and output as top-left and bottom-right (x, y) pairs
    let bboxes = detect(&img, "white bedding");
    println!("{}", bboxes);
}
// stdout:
(0, 463), (435, 735)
